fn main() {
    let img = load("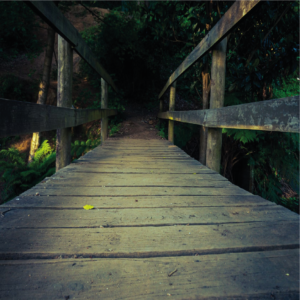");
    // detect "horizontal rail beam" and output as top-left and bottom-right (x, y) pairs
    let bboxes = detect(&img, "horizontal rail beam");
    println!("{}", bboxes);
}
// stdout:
(158, 0), (260, 99)
(0, 98), (117, 138)
(25, 1), (118, 93)
(157, 96), (300, 133)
